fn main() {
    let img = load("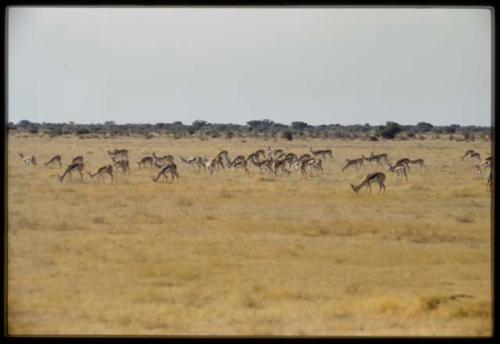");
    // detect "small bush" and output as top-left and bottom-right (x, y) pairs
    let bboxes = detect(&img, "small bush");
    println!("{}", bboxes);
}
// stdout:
(281, 131), (293, 141)
(375, 121), (402, 139)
